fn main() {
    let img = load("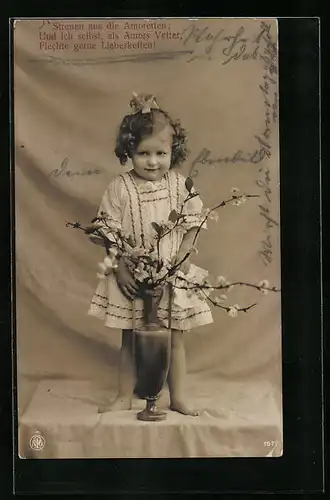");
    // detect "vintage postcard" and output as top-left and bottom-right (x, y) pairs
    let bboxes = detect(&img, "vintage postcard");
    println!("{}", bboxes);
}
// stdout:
(13, 17), (282, 459)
